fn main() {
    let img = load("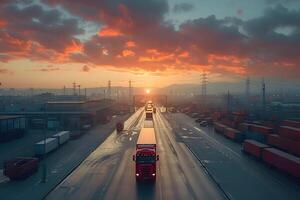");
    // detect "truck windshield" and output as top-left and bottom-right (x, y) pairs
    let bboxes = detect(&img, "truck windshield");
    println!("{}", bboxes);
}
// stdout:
(136, 156), (156, 163)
